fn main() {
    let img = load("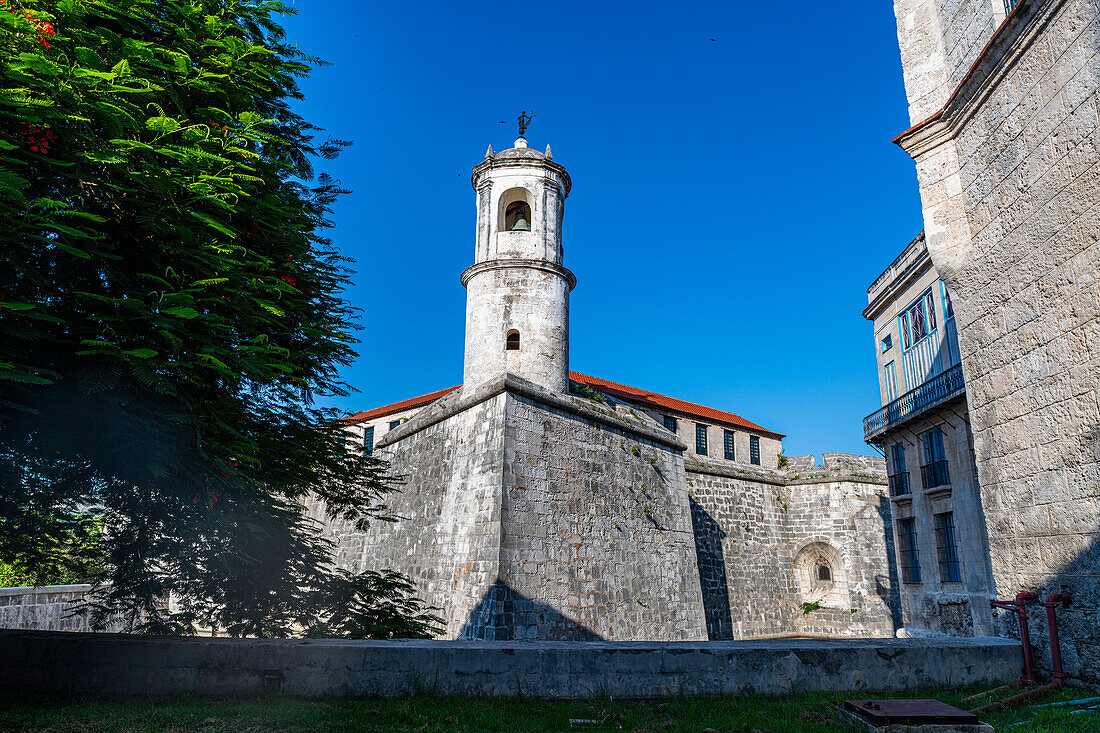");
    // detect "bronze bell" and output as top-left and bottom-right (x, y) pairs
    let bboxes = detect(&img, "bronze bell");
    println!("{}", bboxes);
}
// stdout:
(510, 214), (530, 231)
